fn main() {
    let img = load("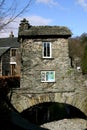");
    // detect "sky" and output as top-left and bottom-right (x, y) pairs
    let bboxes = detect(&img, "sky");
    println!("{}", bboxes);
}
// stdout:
(0, 0), (87, 38)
